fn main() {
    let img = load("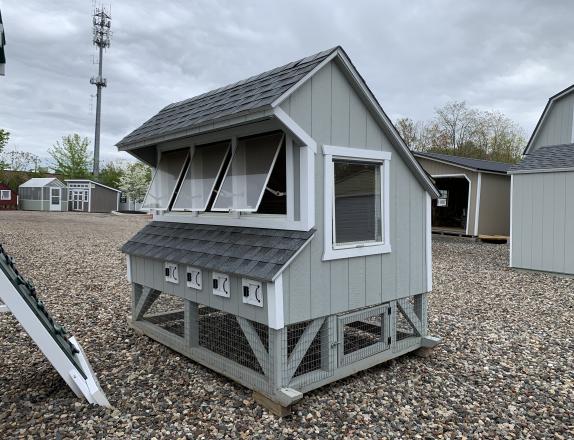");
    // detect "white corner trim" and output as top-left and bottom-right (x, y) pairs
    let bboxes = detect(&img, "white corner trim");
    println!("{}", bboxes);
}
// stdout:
(273, 107), (317, 153)
(509, 175), (514, 267)
(267, 274), (284, 330)
(322, 146), (392, 261)
(126, 255), (132, 283)
(474, 172), (482, 236)
(571, 106), (574, 143)
(425, 193), (432, 292)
